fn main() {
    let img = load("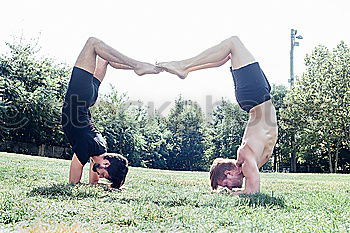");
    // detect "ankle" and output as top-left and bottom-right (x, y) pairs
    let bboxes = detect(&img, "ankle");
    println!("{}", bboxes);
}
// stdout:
(176, 61), (187, 71)
(133, 62), (143, 70)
